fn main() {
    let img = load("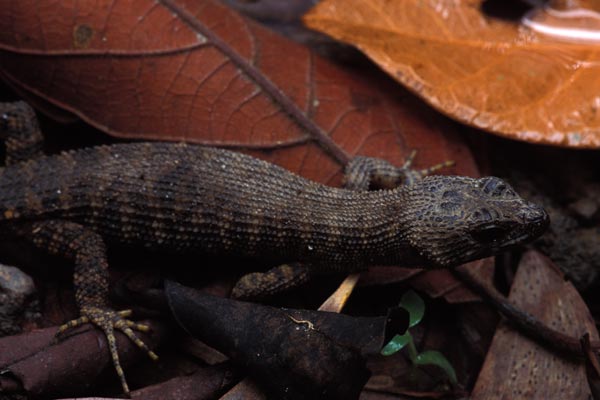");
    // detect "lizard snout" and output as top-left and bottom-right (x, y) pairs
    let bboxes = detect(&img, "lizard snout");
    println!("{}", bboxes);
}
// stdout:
(520, 204), (549, 229)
